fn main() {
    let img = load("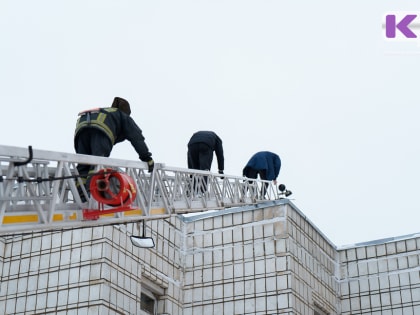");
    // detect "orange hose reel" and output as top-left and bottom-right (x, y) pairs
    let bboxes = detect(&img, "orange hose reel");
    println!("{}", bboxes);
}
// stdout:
(89, 168), (137, 207)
